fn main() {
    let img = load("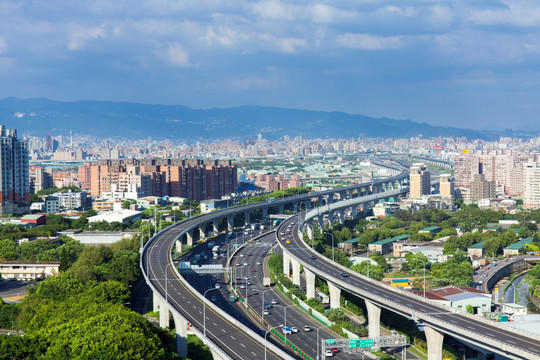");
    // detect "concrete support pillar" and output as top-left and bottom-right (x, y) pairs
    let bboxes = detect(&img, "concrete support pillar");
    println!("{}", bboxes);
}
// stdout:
(317, 214), (324, 230)
(244, 212), (251, 226)
(293, 202), (299, 214)
(278, 203), (284, 214)
(305, 200), (311, 210)
(171, 313), (188, 359)
(305, 268), (316, 299)
(175, 239), (182, 253)
(338, 210), (345, 224)
(327, 195), (333, 204)
(327, 282), (341, 309)
(283, 252), (290, 278)
(291, 258), (301, 286)
(153, 291), (160, 312)
(227, 216), (234, 232)
(186, 230), (194, 246)
(212, 220), (219, 235)
(199, 226), (205, 241)
(365, 299), (381, 340)
(306, 224), (313, 241)
(159, 298), (169, 328)
(262, 207), (268, 219)
(424, 325), (444, 360)
(328, 212), (334, 228)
